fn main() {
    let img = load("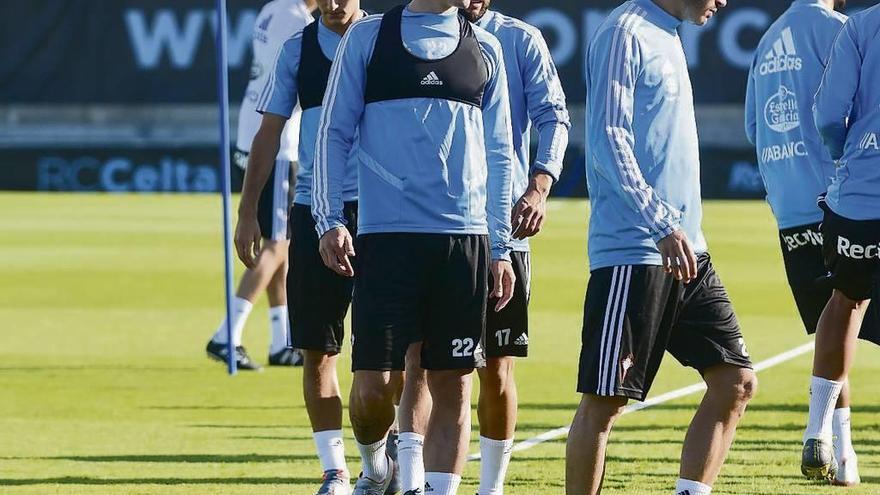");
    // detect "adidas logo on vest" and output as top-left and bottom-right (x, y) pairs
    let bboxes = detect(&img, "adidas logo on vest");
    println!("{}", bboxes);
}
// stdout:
(420, 71), (444, 86)
(759, 27), (802, 75)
